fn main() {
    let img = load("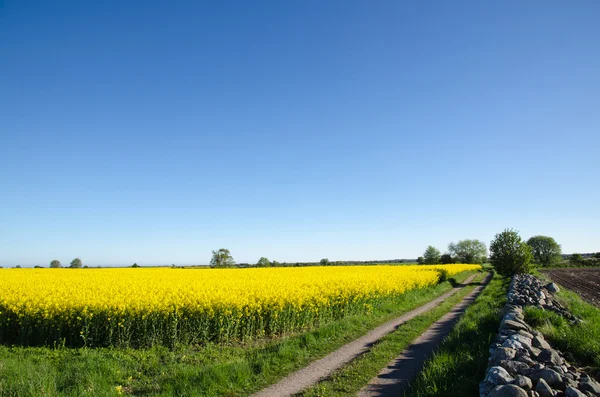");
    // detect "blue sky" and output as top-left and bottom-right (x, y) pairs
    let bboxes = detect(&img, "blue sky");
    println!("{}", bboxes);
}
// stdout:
(1, 1), (599, 266)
